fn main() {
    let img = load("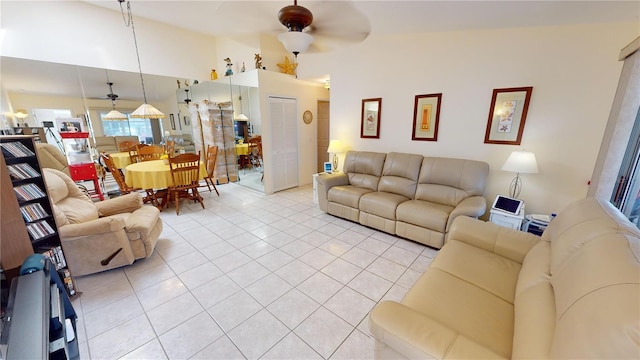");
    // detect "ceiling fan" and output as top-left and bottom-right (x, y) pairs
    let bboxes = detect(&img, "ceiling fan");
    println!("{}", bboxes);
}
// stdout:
(276, 0), (371, 55)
